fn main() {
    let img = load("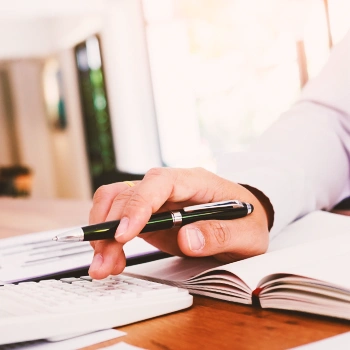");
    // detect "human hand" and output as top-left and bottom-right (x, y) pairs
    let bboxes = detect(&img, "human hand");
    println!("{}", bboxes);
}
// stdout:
(88, 167), (271, 279)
